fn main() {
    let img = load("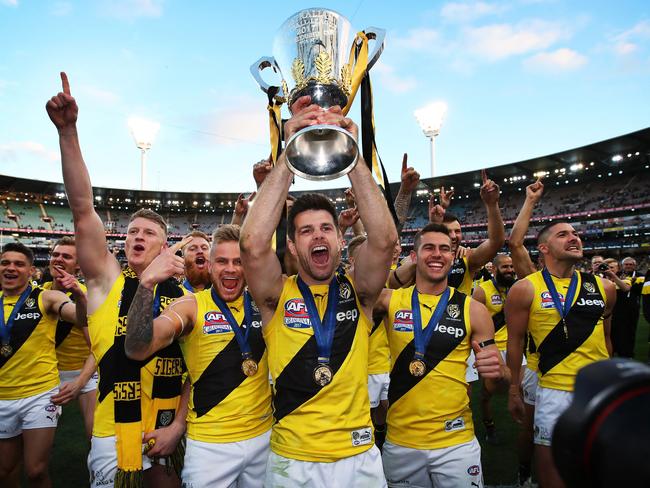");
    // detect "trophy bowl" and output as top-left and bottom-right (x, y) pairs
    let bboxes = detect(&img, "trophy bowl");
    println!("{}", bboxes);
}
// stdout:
(251, 8), (384, 180)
